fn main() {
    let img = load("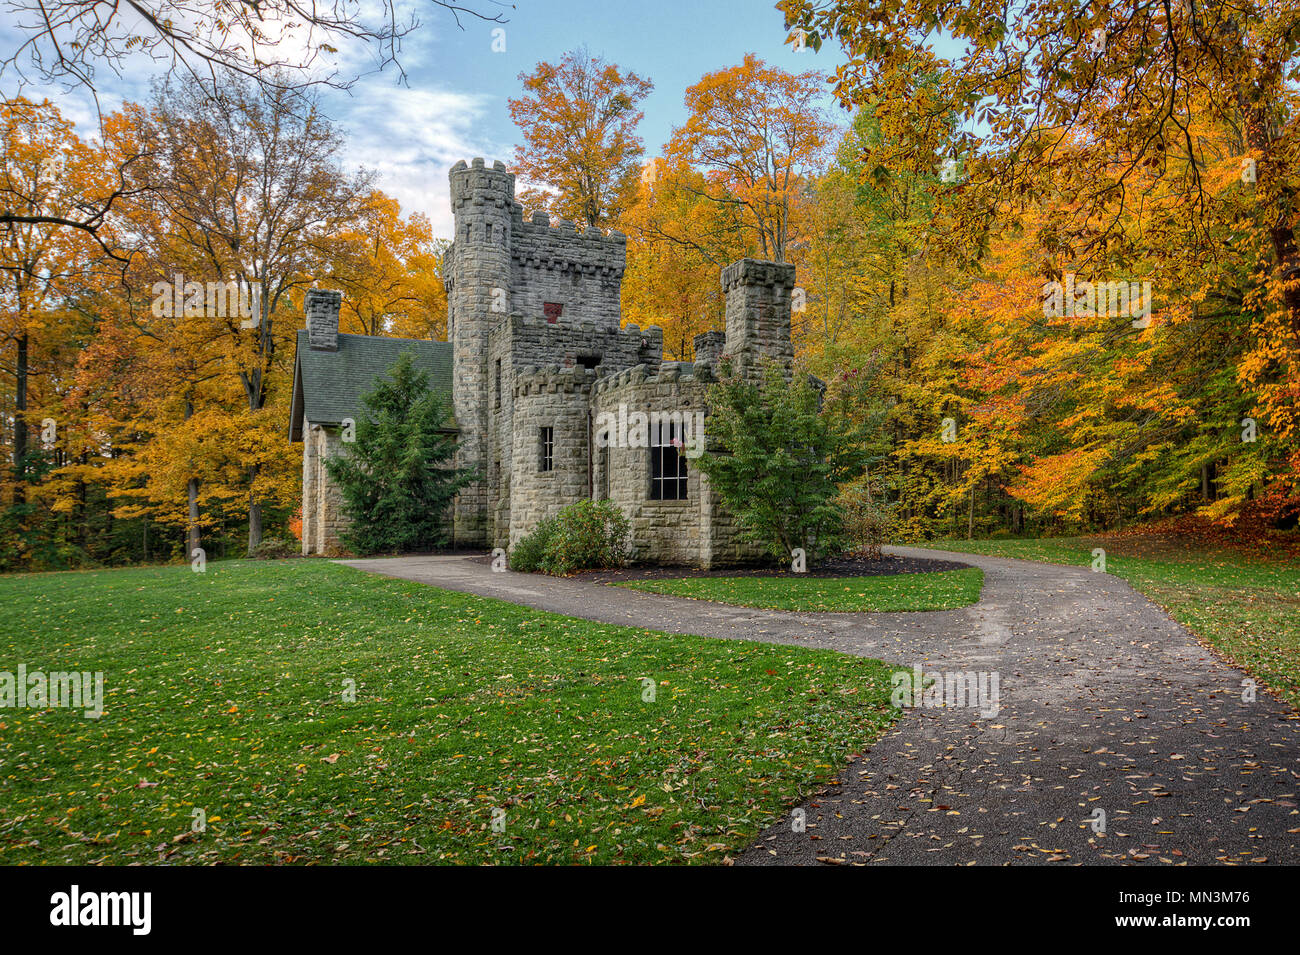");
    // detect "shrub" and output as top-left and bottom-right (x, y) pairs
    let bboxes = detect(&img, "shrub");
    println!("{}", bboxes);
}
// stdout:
(511, 500), (631, 575)
(507, 516), (556, 573)
(697, 361), (846, 563)
(837, 483), (891, 560)
(250, 537), (295, 559)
